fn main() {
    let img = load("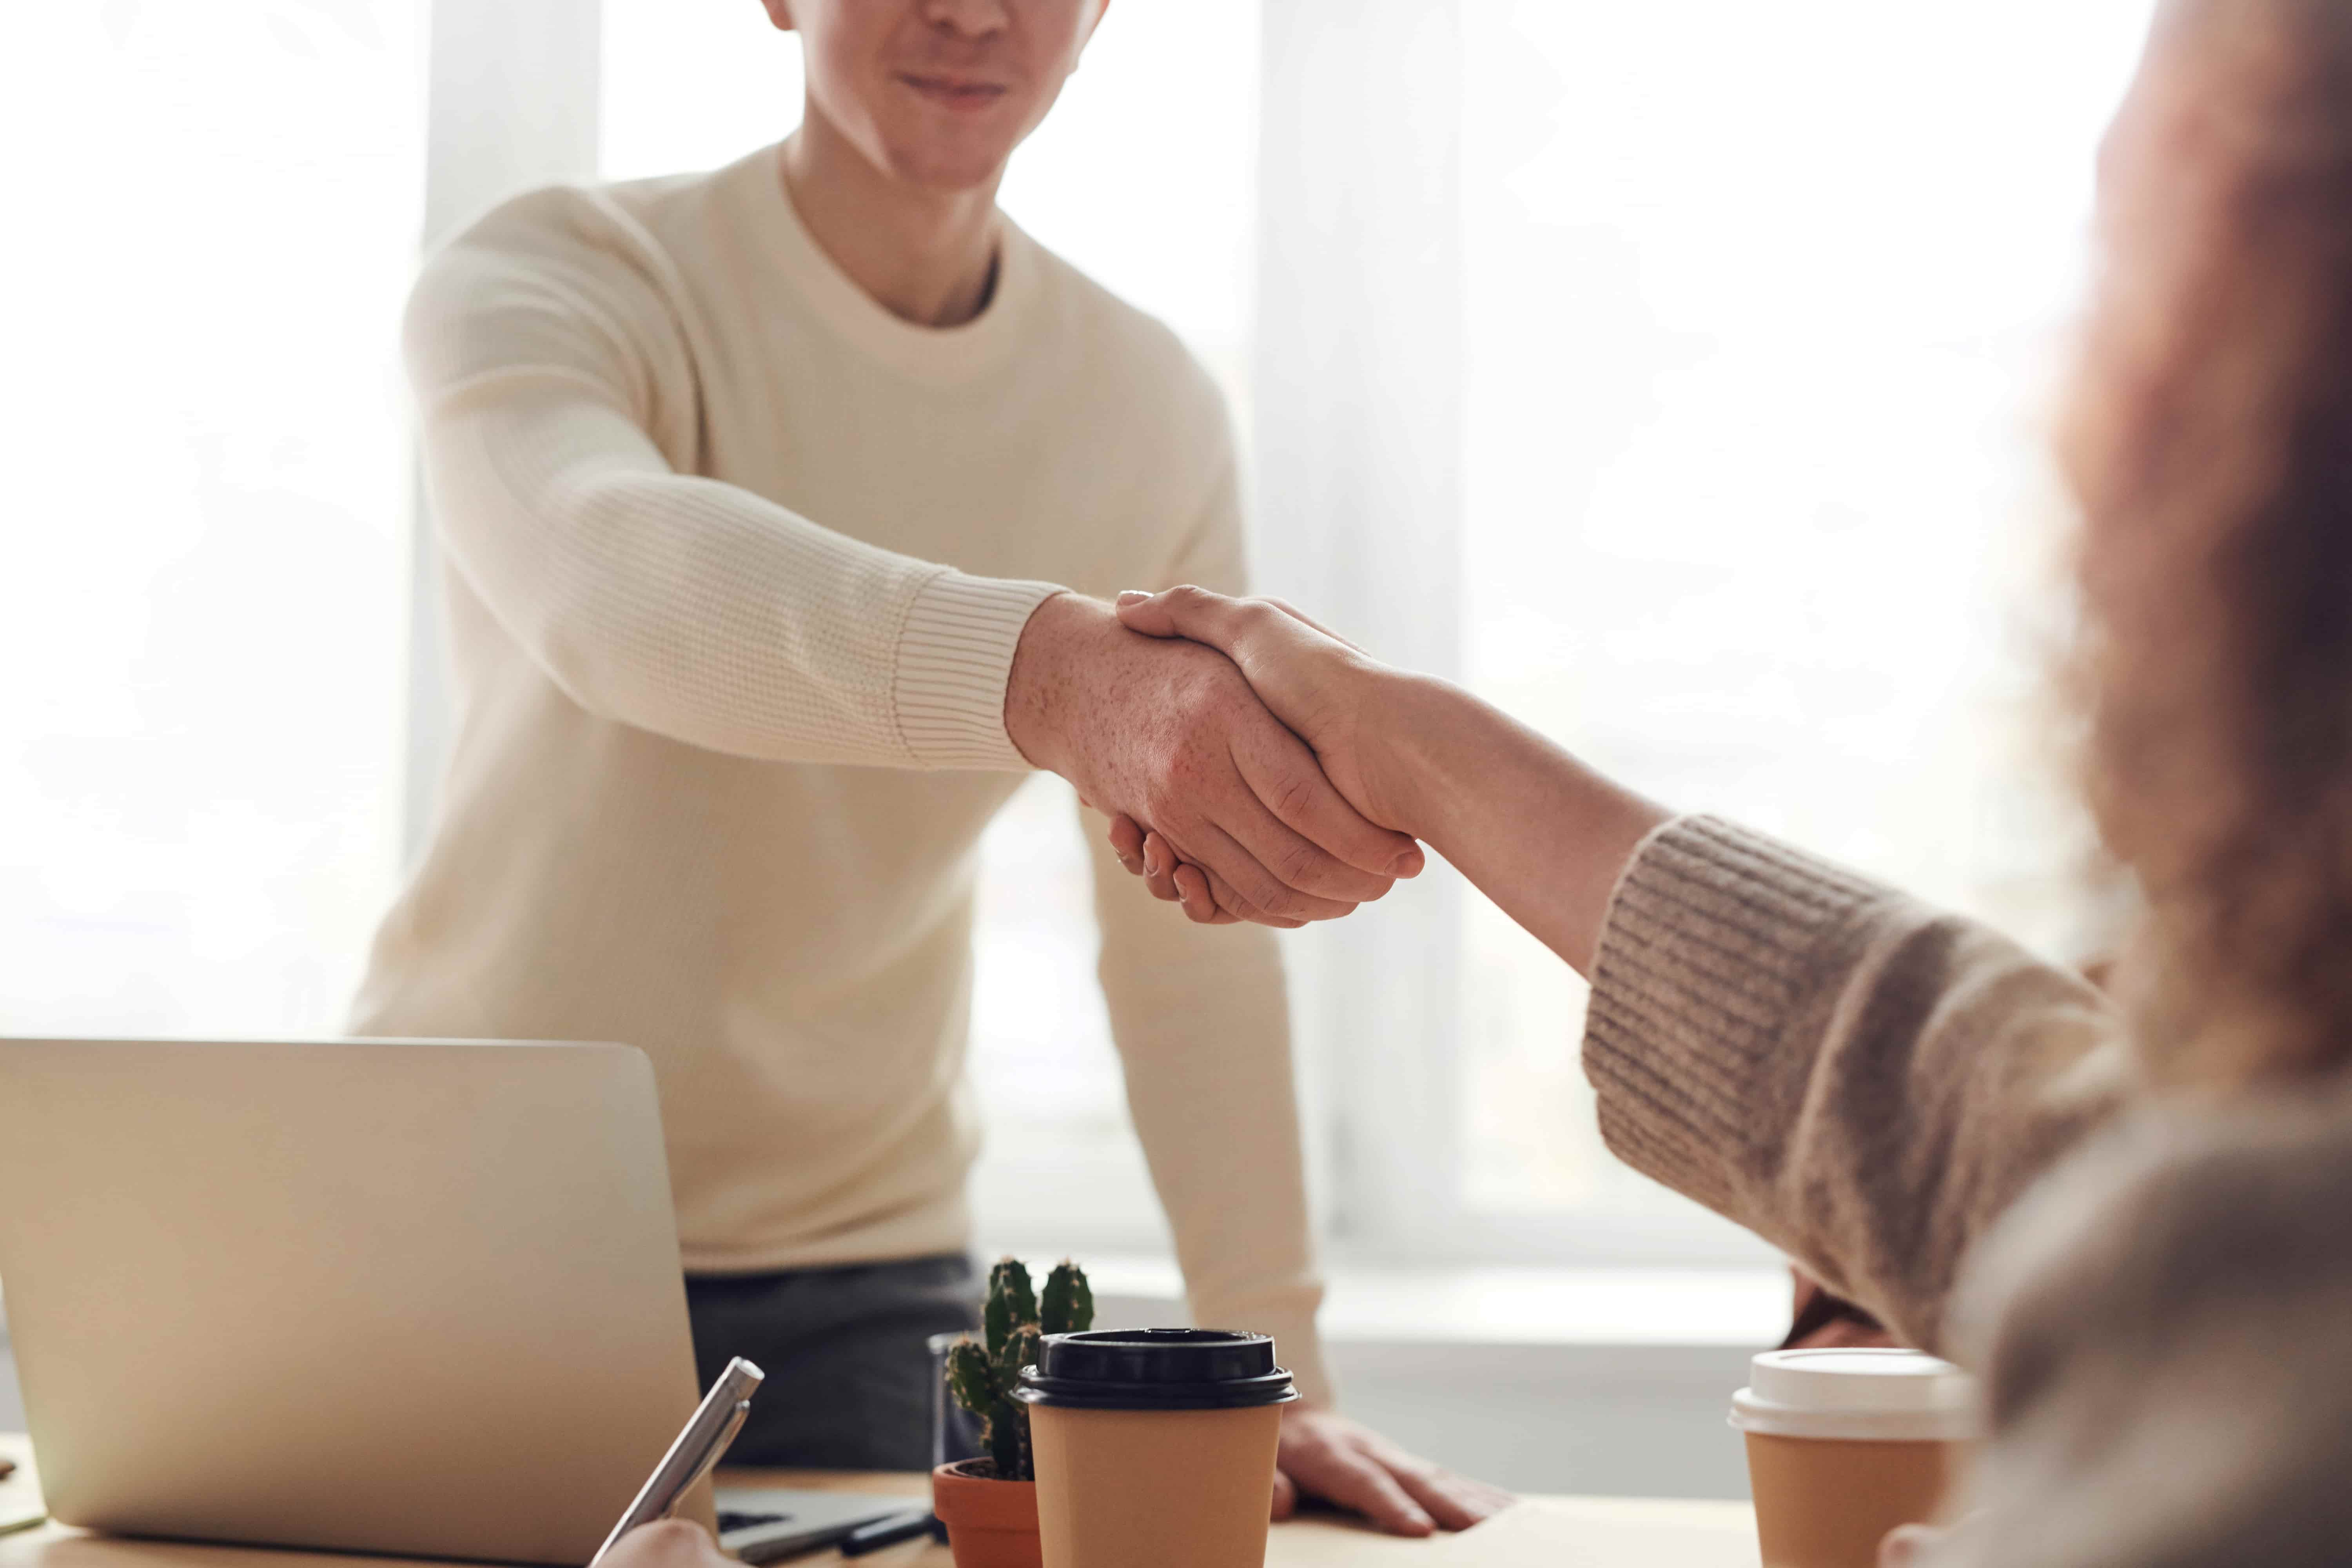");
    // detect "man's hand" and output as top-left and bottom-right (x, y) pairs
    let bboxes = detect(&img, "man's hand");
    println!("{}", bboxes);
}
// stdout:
(597, 1521), (733, 1568)
(1275, 1406), (1514, 1536)
(1102, 587), (1422, 924)
(1006, 593), (1422, 927)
